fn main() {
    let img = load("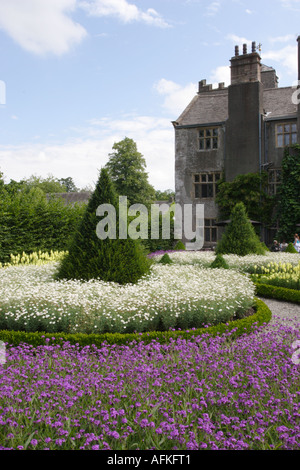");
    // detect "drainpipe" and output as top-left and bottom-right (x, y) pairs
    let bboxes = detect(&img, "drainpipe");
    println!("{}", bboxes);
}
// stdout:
(259, 112), (263, 241)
